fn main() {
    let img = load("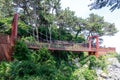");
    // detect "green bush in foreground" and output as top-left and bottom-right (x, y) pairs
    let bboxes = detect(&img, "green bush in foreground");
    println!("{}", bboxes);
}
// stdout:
(0, 40), (108, 80)
(13, 40), (31, 61)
